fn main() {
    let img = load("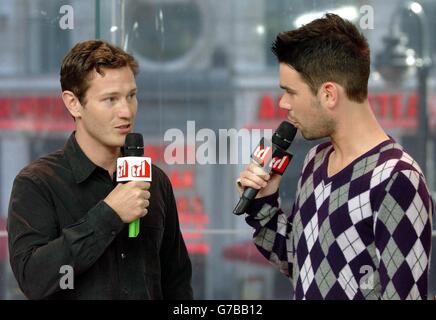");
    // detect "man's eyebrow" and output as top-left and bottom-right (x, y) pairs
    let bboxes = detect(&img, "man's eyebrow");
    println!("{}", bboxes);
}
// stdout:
(280, 85), (296, 92)
(100, 91), (119, 96)
(100, 88), (137, 97)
